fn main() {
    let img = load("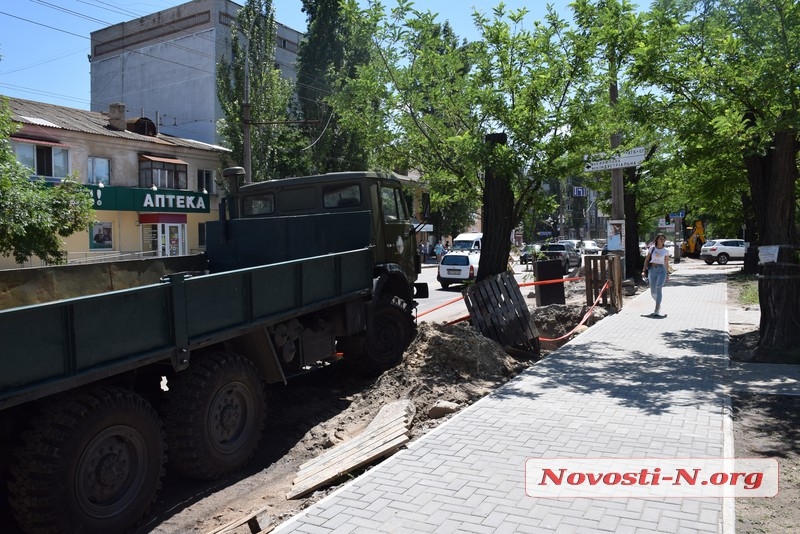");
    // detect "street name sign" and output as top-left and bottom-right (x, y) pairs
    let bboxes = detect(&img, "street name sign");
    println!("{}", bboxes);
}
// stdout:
(584, 147), (646, 172)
